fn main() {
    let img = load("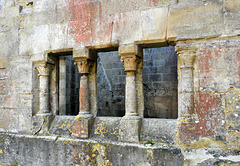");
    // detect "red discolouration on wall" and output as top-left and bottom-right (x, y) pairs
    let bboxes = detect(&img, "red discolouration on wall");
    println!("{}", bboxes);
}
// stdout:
(67, 0), (96, 45)
(67, 0), (113, 46)
(147, 0), (160, 7)
(179, 93), (224, 144)
(179, 40), (240, 145)
(198, 41), (240, 88)
(198, 45), (214, 74)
